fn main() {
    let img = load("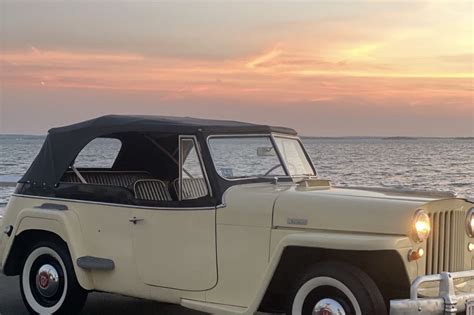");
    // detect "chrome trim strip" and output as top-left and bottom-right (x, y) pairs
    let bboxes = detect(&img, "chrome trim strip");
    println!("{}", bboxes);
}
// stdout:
(334, 185), (457, 199)
(12, 194), (218, 211)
